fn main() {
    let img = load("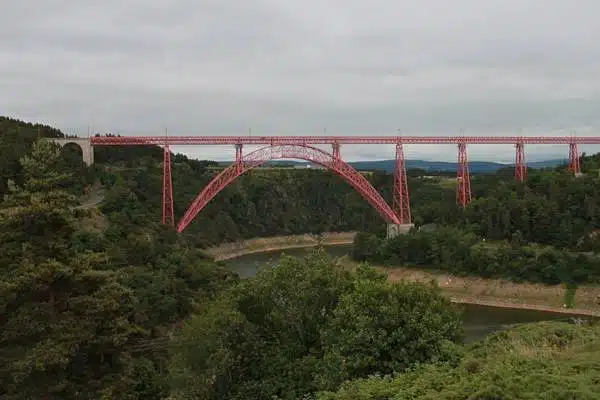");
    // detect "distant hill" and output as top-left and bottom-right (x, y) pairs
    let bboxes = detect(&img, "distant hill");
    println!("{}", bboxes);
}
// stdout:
(350, 160), (504, 173)
(216, 159), (568, 172)
(351, 159), (567, 173)
(528, 159), (568, 169)
(225, 158), (568, 173)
